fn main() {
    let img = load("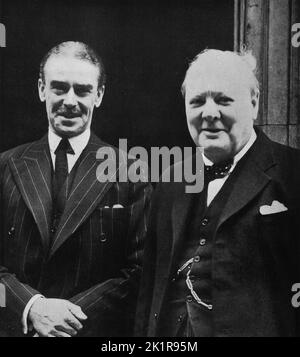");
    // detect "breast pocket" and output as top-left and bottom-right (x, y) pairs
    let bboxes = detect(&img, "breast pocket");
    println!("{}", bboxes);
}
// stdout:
(258, 210), (289, 224)
(258, 210), (290, 238)
(257, 209), (298, 262)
